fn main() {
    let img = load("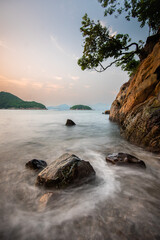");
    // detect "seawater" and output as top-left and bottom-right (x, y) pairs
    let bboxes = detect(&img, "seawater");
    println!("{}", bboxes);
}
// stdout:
(0, 110), (160, 240)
